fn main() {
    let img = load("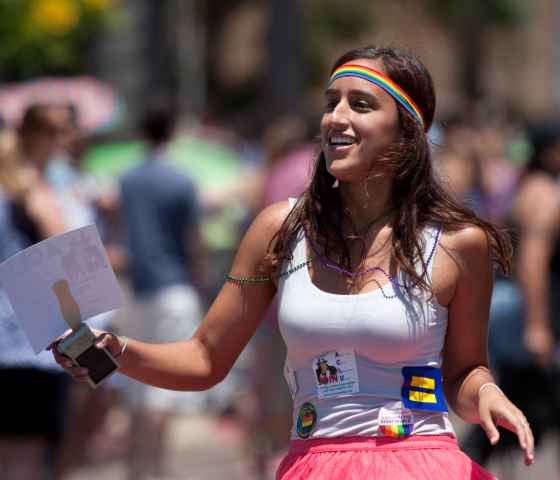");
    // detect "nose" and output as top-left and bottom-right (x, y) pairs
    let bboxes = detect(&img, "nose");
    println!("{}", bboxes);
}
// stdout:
(330, 99), (351, 127)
